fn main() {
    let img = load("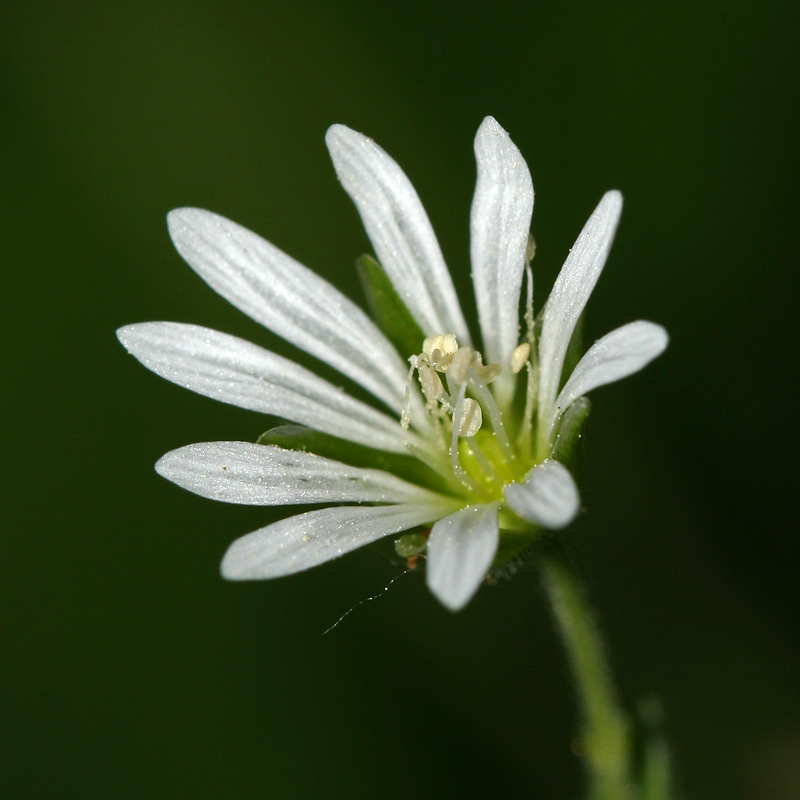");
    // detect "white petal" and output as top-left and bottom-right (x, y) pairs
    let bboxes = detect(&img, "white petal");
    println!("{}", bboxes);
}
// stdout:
(551, 321), (669, 429)
(117, 322), (407, 453)
(156, 442), (446, 506)
(426, 503), (500, 611)
(326, 125), (471, 345)
(471, 117), (533, 384)
(167, 208), (409, 413)
(221, 504), (440, 579)
(504, 460), (579, 529)
(537, 191), (623, 428)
